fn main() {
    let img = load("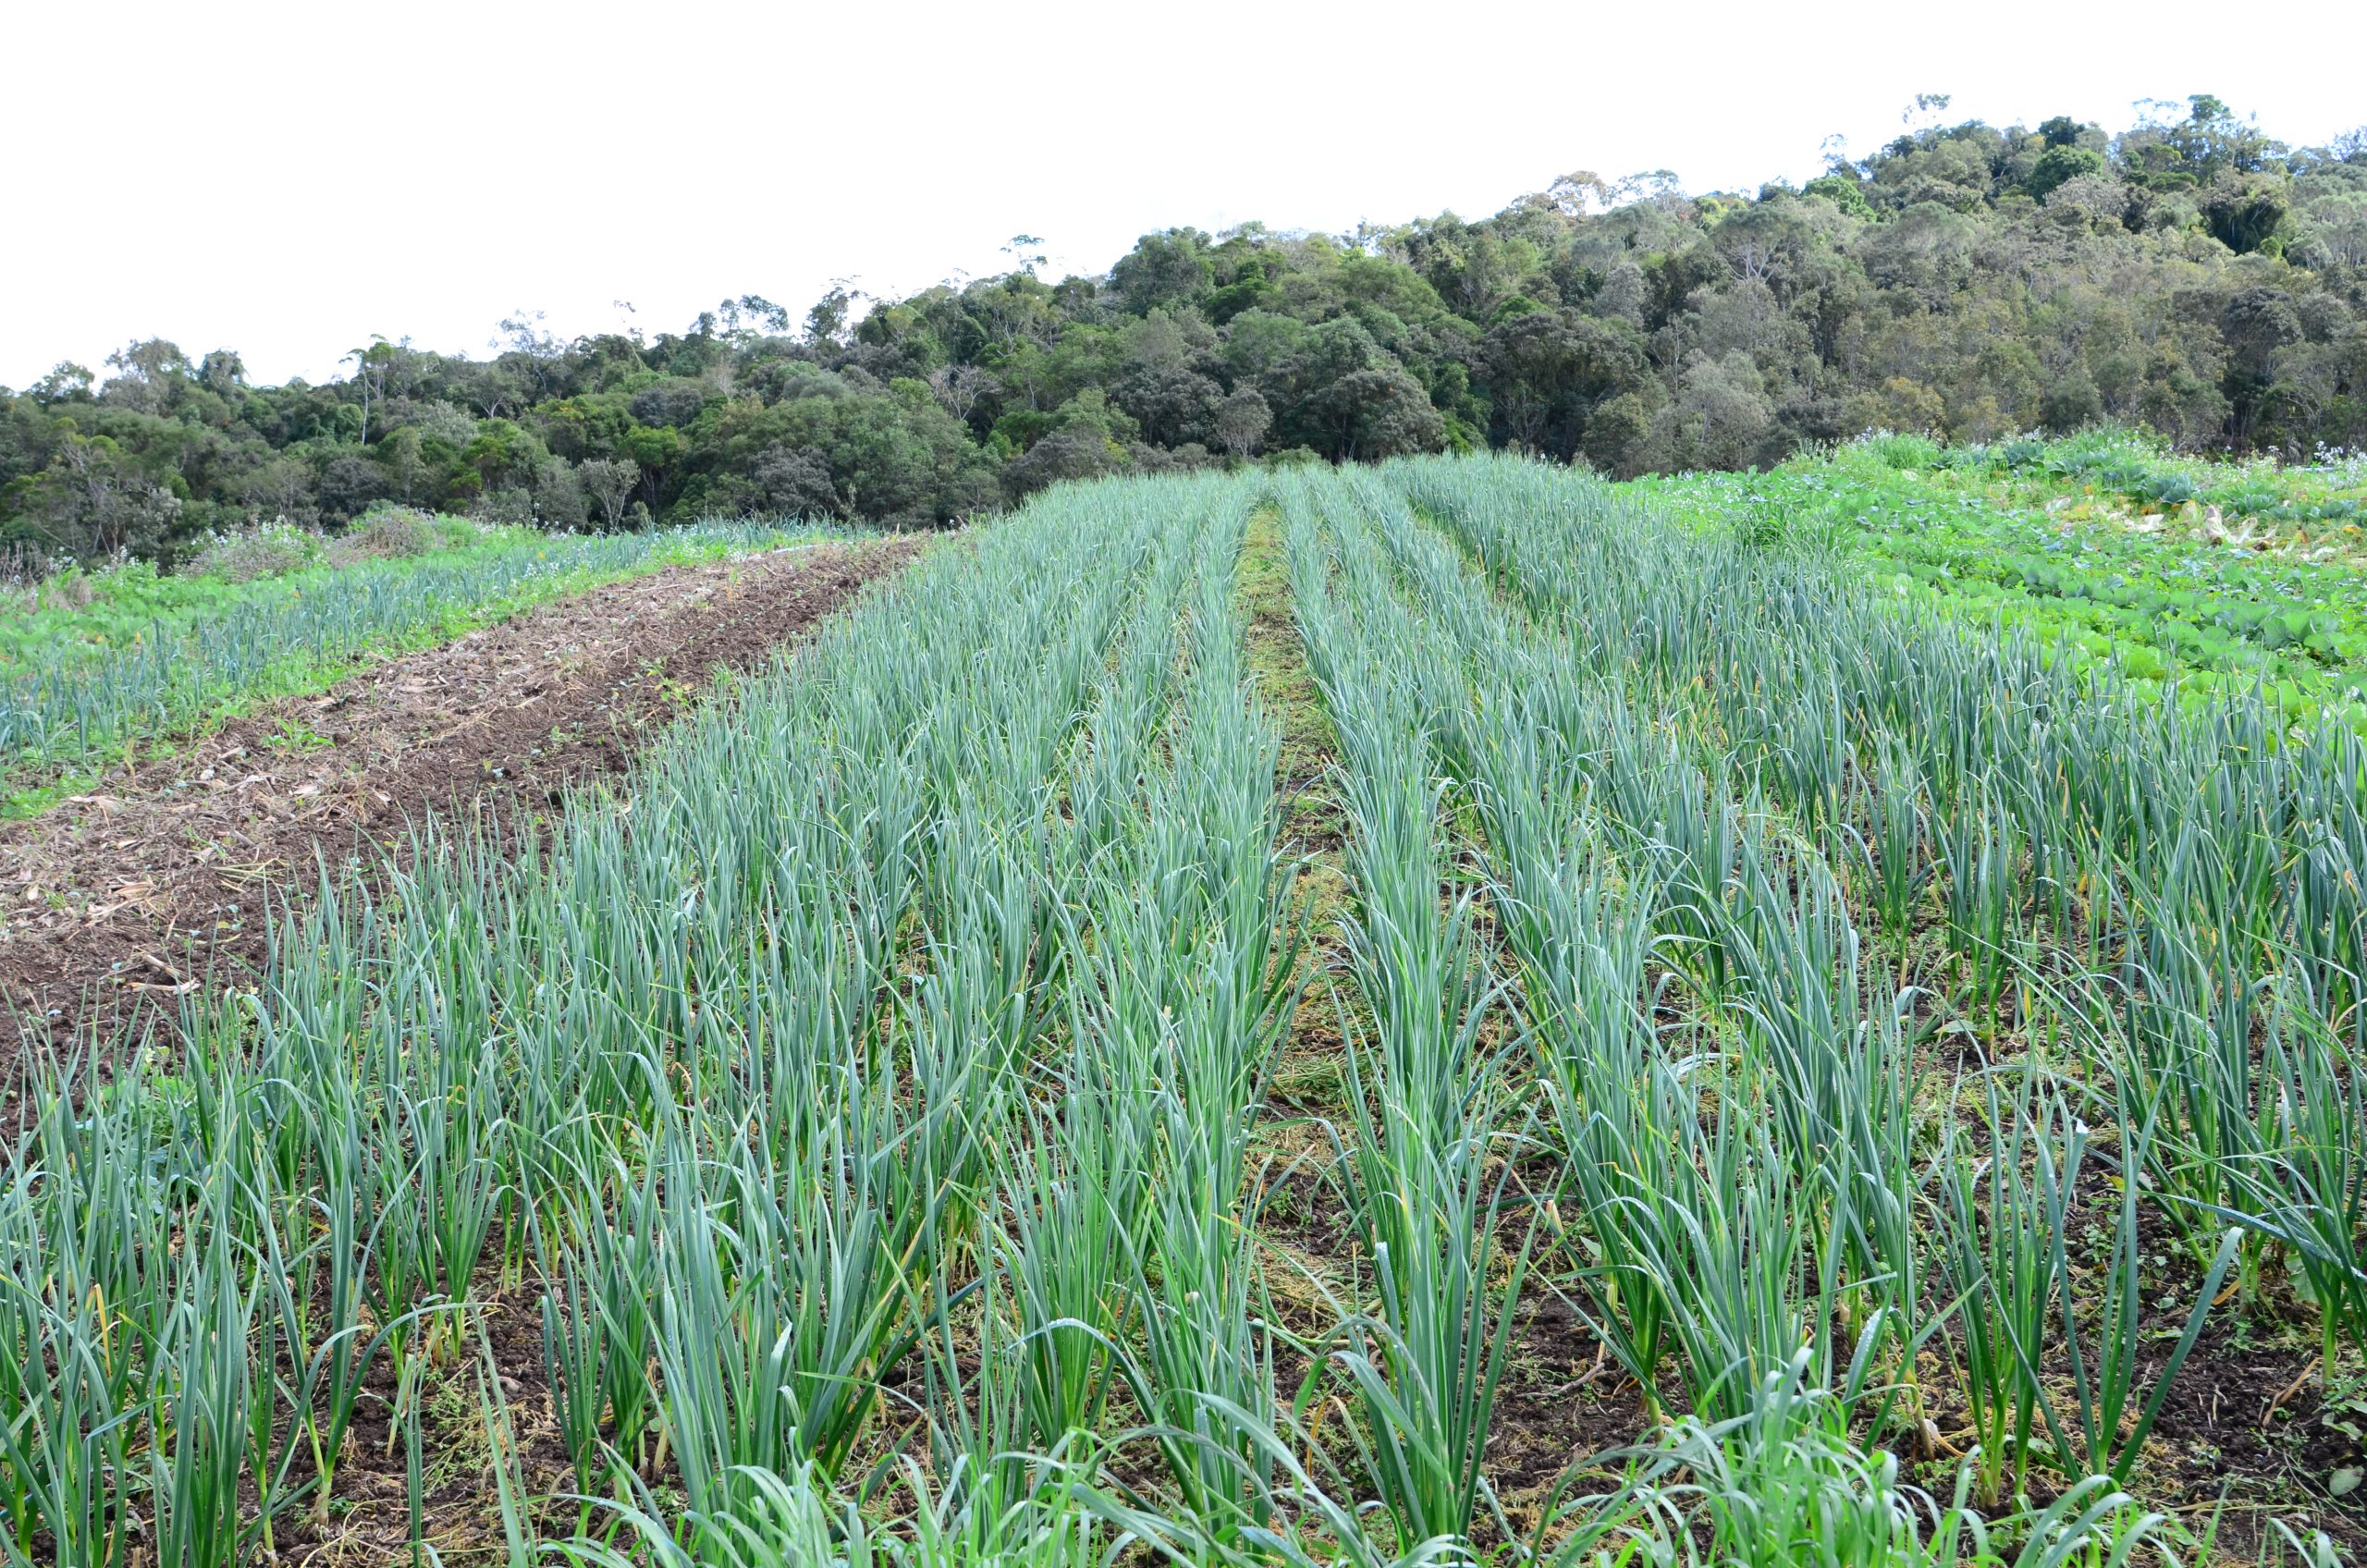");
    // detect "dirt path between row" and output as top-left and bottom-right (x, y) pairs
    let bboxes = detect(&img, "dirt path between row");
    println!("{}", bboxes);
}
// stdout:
(1, 535), (924, 1063)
